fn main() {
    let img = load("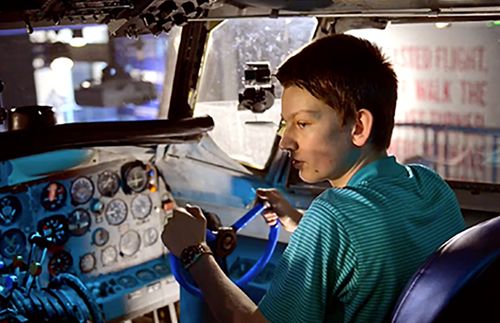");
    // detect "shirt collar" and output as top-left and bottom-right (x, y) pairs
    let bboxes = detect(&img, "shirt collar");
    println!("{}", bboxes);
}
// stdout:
(347, 155), (407, 187)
